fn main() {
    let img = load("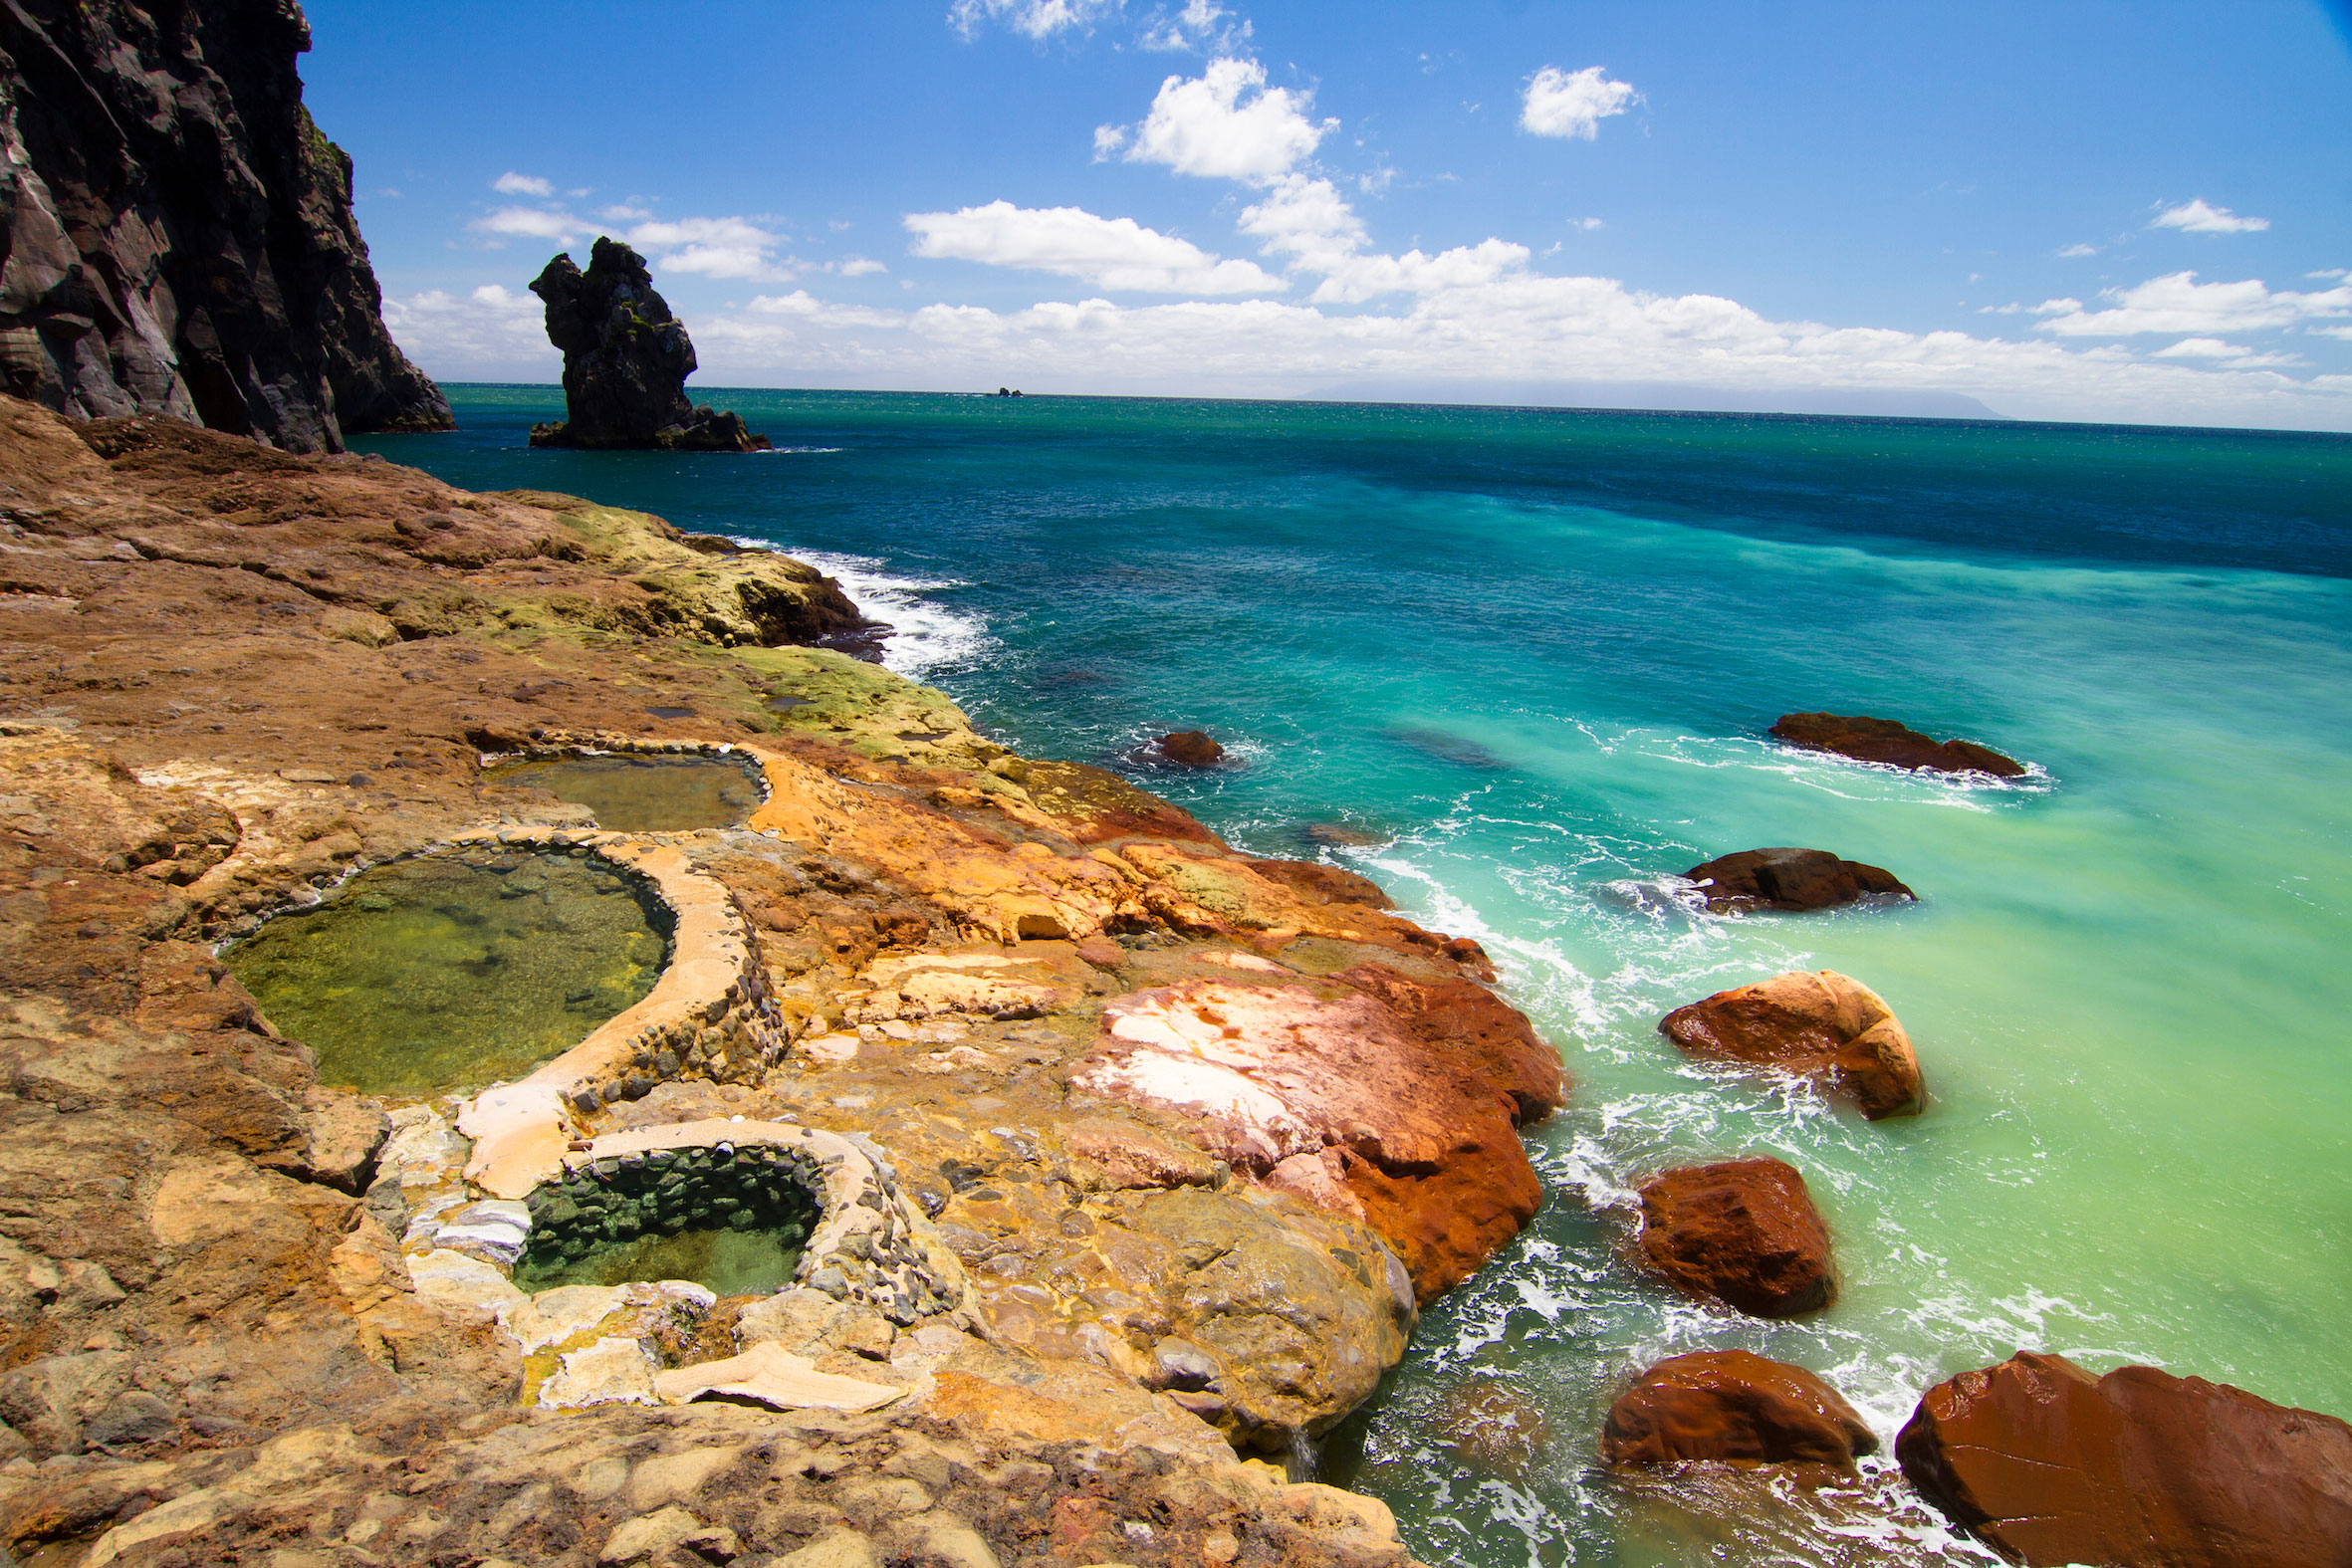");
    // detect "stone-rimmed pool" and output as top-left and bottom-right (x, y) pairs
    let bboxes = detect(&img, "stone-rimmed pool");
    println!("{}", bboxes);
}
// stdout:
(514, 1142), (822, 1297)
(225, 847), (673, 1098)
(486, 750), (765, 832)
